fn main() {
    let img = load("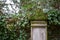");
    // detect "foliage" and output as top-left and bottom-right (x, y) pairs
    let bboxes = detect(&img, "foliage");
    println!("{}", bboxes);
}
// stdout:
(39, 0), (60, 25)
(48, 9), (60, 25)
(0, 0), (30, 40)
(0, 14), (18, 40)
(21, 0), (47, 20)
(0, 0), (20, 14)
(48, 0), (60, 9)
(0, 13), (30, 40)
(47, 0), (60, 40)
